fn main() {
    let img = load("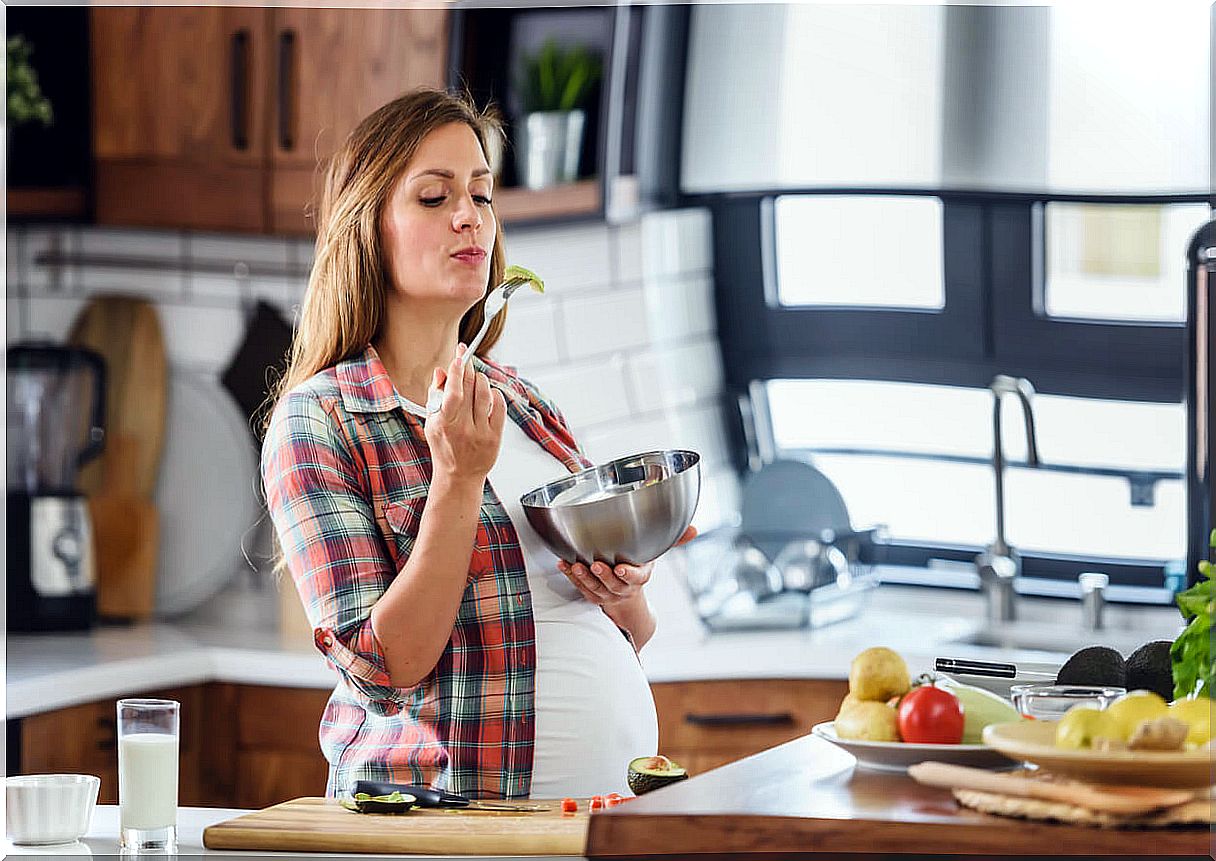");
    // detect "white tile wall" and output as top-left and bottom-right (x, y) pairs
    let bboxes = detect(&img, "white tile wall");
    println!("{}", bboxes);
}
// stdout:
(5, 207), (739, 531)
